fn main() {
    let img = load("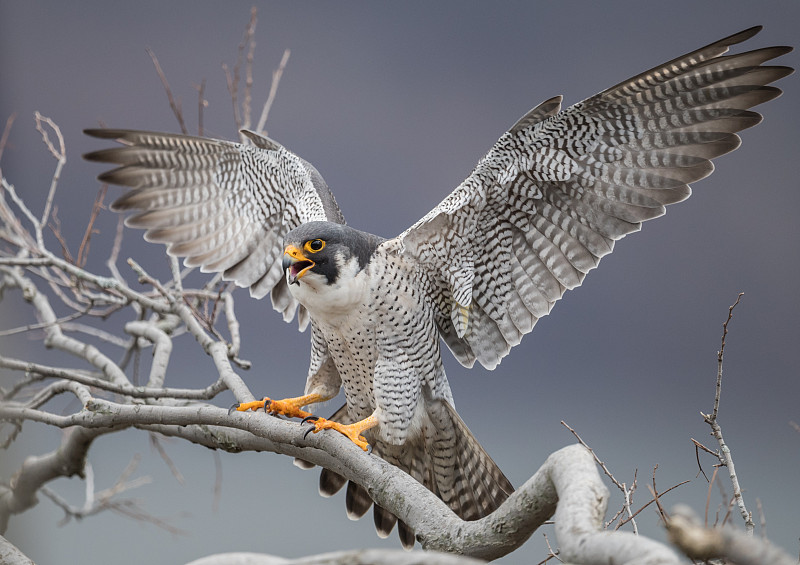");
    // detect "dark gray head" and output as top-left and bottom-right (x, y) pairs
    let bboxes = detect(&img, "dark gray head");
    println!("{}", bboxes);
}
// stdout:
(282, 221), (384, 286)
